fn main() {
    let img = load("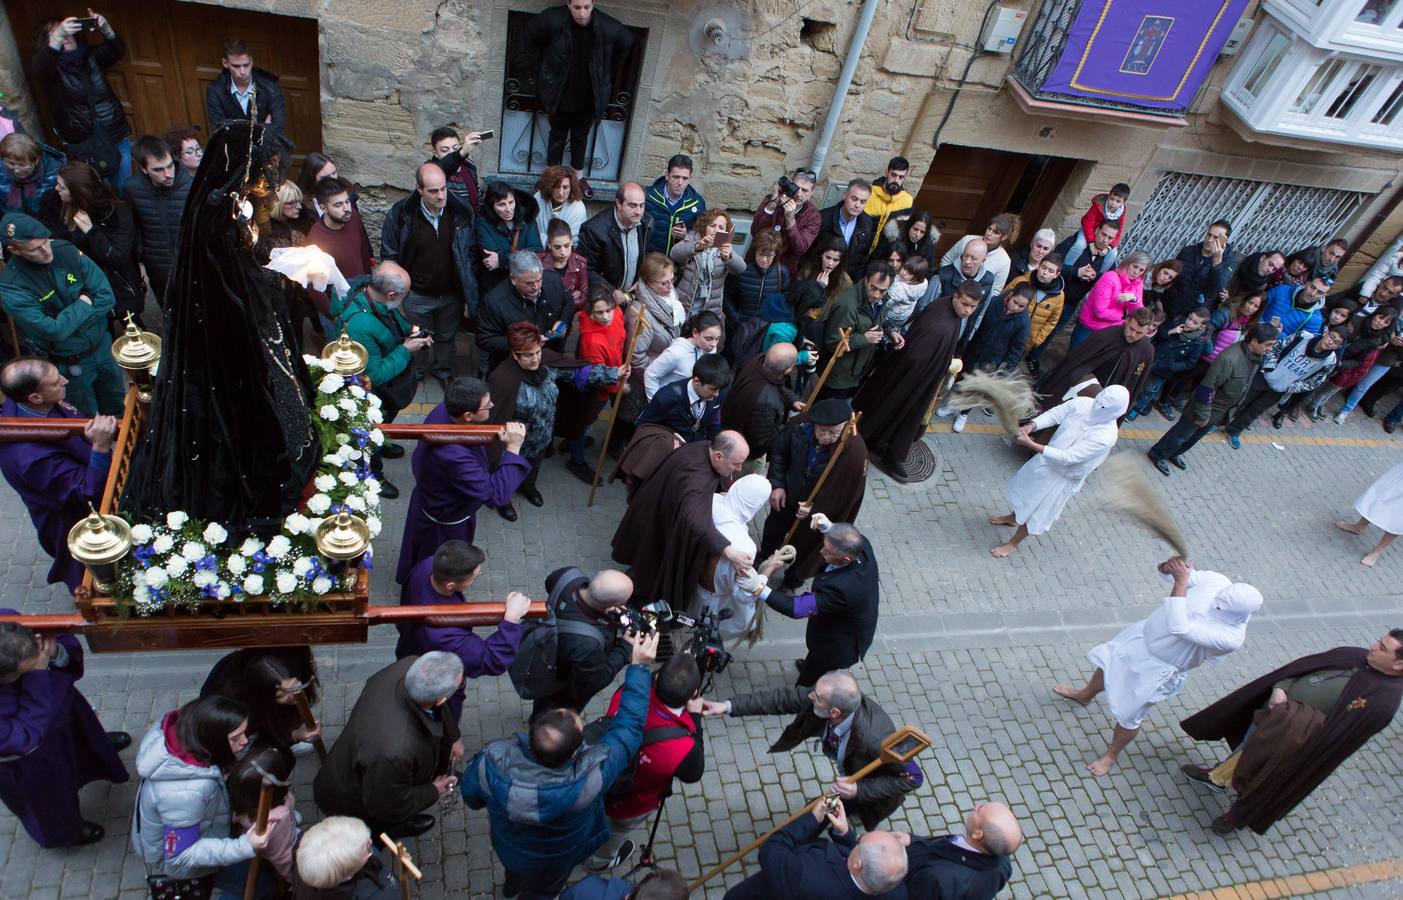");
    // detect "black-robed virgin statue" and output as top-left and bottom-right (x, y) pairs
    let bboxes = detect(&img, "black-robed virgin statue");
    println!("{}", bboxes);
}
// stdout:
(121, 122), (321, 535)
